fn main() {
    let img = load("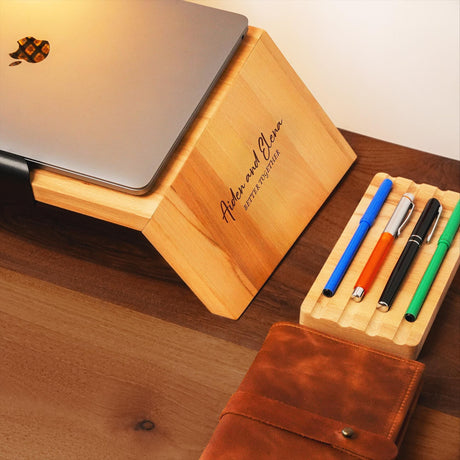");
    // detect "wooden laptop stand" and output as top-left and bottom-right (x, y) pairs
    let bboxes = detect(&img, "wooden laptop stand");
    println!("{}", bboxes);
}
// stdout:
(29, 27), (356, 319)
